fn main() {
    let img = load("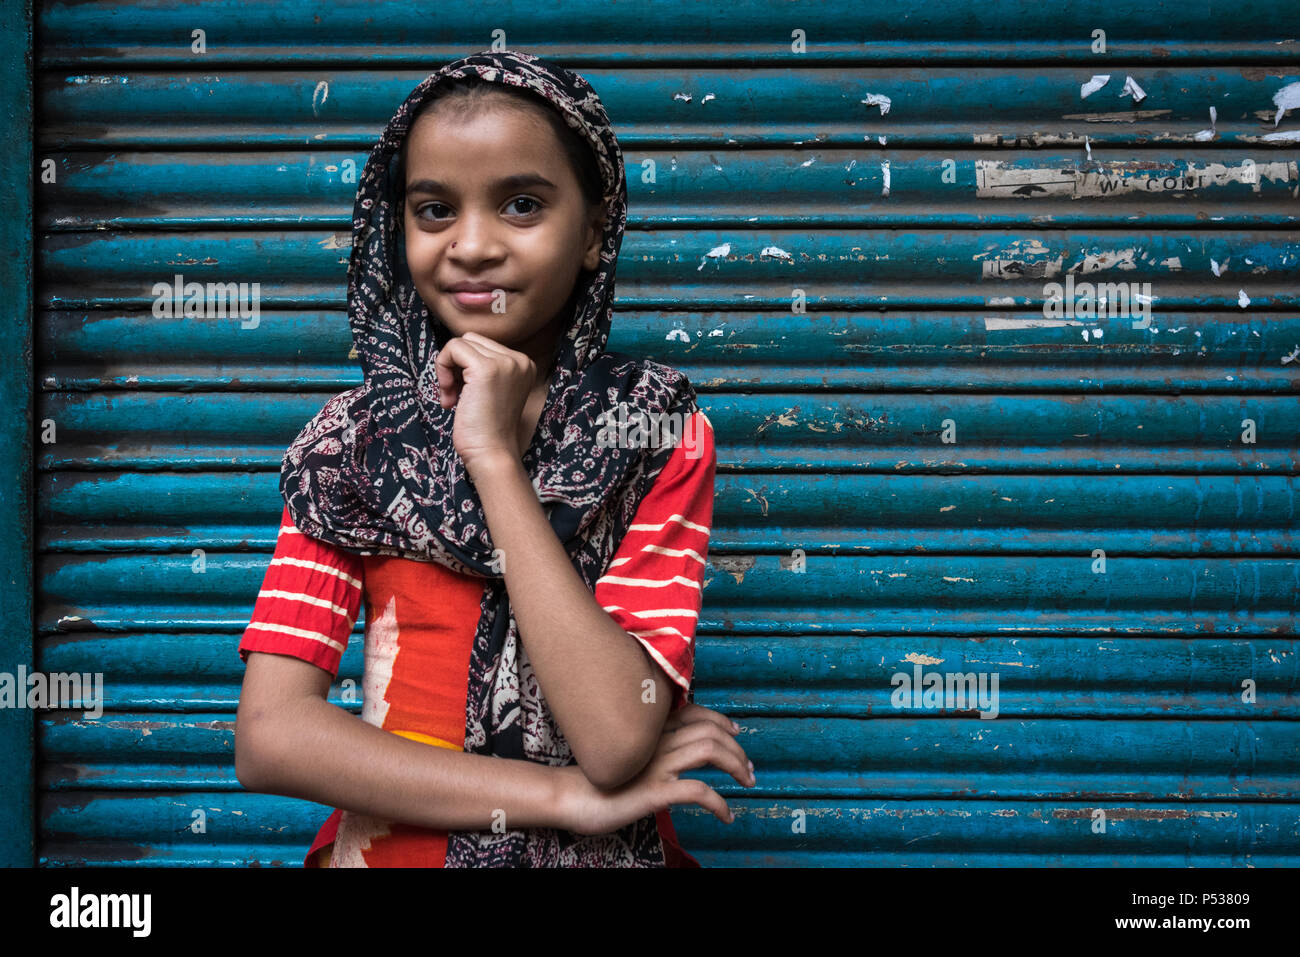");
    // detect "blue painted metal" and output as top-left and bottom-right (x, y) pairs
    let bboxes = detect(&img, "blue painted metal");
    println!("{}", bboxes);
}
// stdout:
(35, 307), (1300, 393)
(31, 0), (1300, 866)
(34, 151), (1300, 231)
(33, 0), (1300, 67)
(36, 67), (1300, 150)
(1, 0), (35, 867)
(39, 793), (1299, 867)
(35, 229), (1300, 310)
